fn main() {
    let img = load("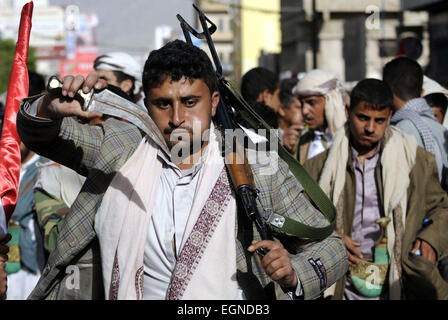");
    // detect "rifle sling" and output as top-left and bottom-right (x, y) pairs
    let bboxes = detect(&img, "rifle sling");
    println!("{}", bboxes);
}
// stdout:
(221, 80), (336, 240)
